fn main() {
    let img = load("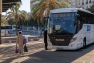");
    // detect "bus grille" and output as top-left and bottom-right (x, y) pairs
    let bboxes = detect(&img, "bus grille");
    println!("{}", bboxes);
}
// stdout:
(49, 35), (73, 46)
